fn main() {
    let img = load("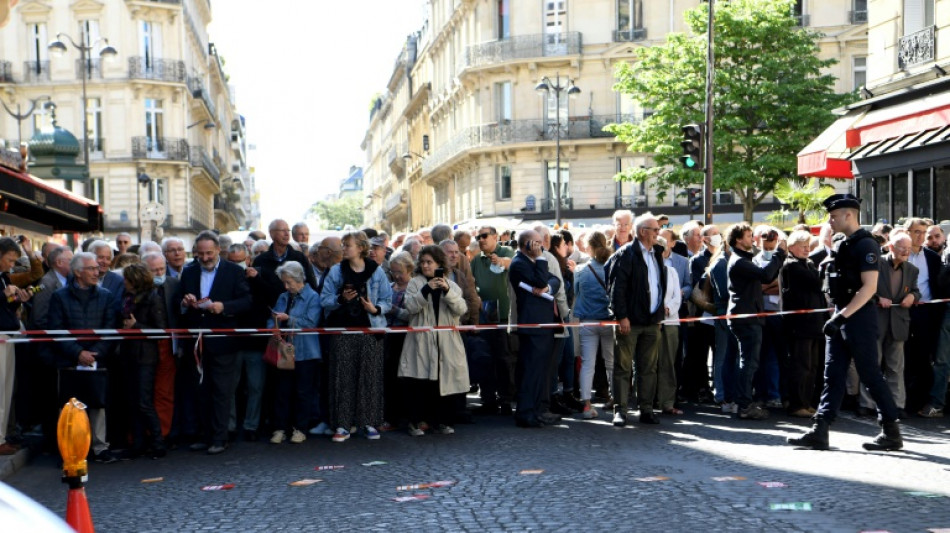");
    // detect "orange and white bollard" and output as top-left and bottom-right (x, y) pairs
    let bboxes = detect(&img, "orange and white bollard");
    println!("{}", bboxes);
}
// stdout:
(58, 398), (94, 533)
